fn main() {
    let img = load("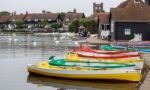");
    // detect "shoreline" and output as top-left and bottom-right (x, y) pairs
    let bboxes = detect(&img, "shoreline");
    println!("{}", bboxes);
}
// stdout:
(137, 54), (150, 90)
